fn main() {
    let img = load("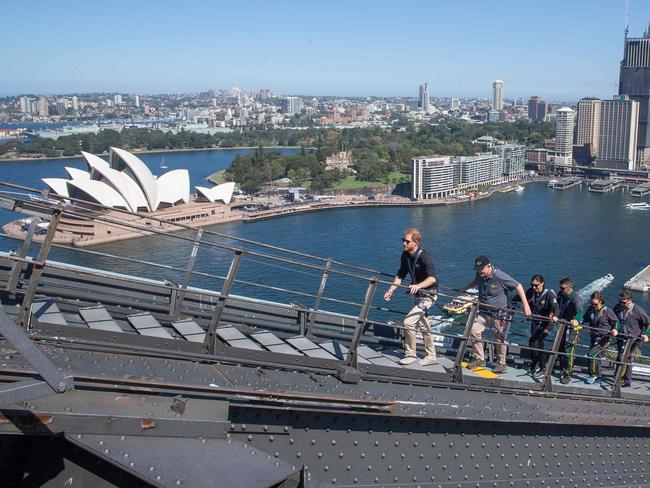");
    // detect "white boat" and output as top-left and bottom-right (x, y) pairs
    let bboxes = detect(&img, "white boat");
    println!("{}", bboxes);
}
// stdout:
(547, 179), (558, 188)
(624, 202), (650, 210)
(514, 185), (524, 192)
(160, 158), (168, 169)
